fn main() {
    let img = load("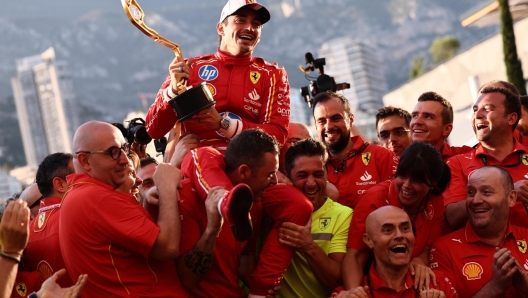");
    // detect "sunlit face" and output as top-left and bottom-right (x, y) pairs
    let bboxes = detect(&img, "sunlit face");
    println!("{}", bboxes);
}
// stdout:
(466, 168), (515, 232)
(394, 176), (430, 211)
(377, 115), (411, 156)
(137, 163), (157, 200)
(117, 162), (142, 197)
(314, 97), (352, 154)
(245, 152), (278, 201)
(472, 92), (515, 145)
(288, 155), (327, 210)
(410, 101), (450, 150)
(218, 8), (262, 57)
(365, 211), (414, 269)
